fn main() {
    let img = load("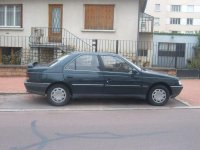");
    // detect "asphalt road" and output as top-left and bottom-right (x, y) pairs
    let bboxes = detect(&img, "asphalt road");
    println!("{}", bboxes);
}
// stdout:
(0, 109), (200, 150)
(0, 94), (187, 111)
